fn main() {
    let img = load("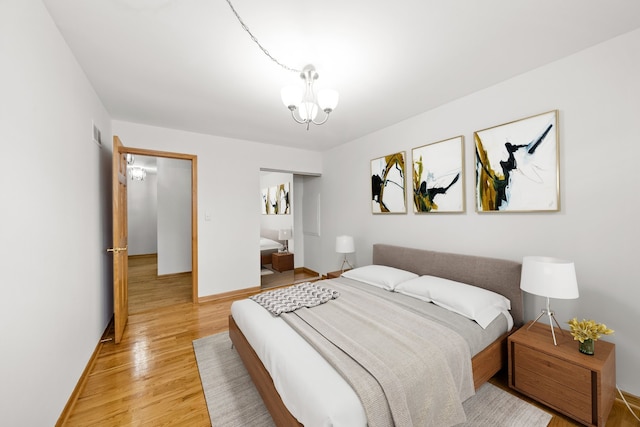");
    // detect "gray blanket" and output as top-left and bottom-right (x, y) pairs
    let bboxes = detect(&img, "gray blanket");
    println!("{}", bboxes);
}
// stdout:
(282, 280), (475, 427)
